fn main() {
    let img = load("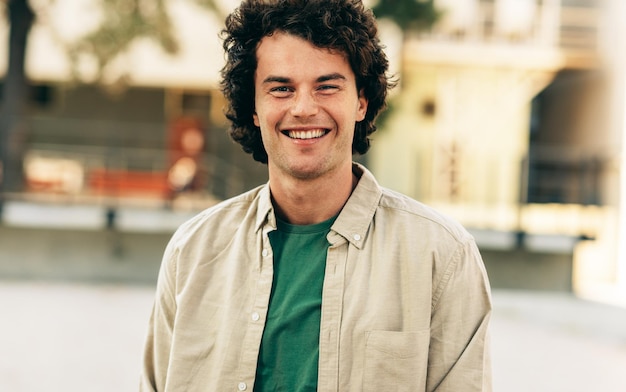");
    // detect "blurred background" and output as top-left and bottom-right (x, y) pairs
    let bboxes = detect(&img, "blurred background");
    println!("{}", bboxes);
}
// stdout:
(0, 0), (625, 390)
